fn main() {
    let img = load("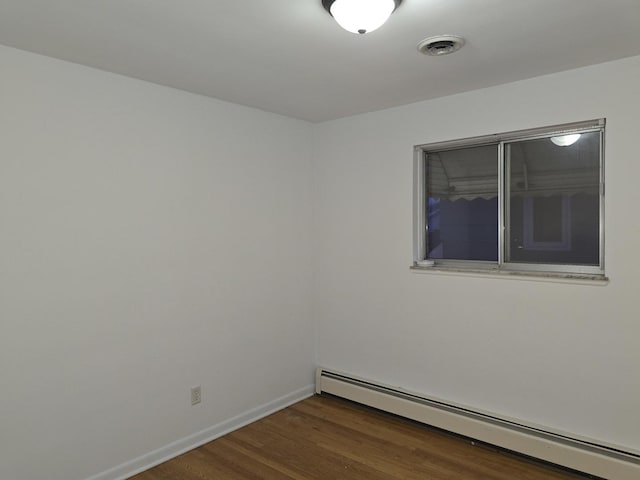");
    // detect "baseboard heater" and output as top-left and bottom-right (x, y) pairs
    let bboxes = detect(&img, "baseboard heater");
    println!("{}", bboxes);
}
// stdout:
(315, 368), (640, 480)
